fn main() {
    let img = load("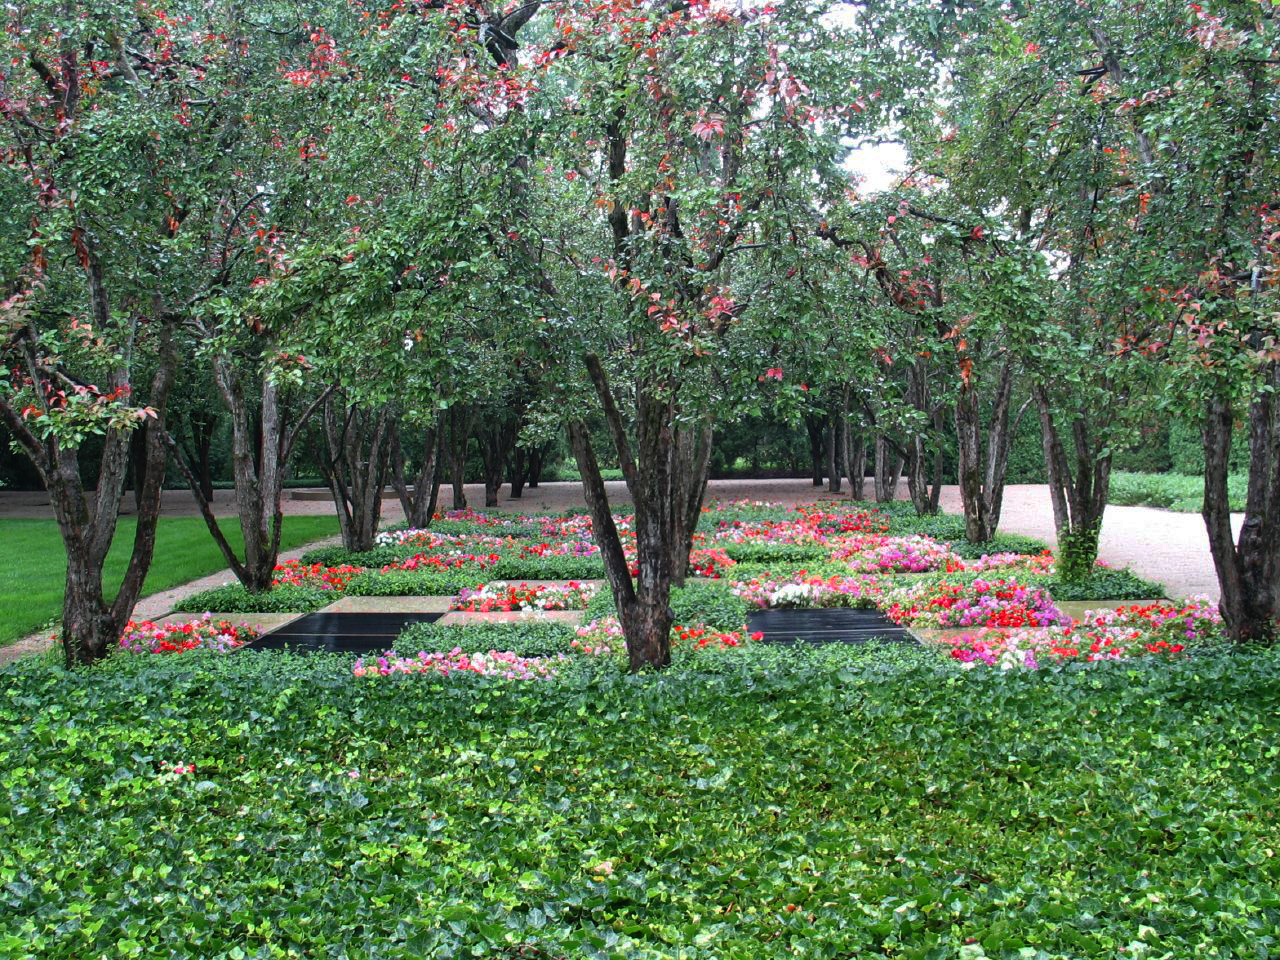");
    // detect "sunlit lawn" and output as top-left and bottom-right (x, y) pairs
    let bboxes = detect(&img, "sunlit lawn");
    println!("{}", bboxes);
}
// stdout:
(0, 514), (339, 645)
